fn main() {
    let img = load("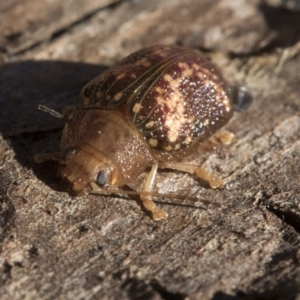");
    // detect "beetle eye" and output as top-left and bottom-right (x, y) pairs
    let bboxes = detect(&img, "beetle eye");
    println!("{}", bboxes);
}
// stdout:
(63, 146), (78, 160)
(96, 171), (107, 186)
